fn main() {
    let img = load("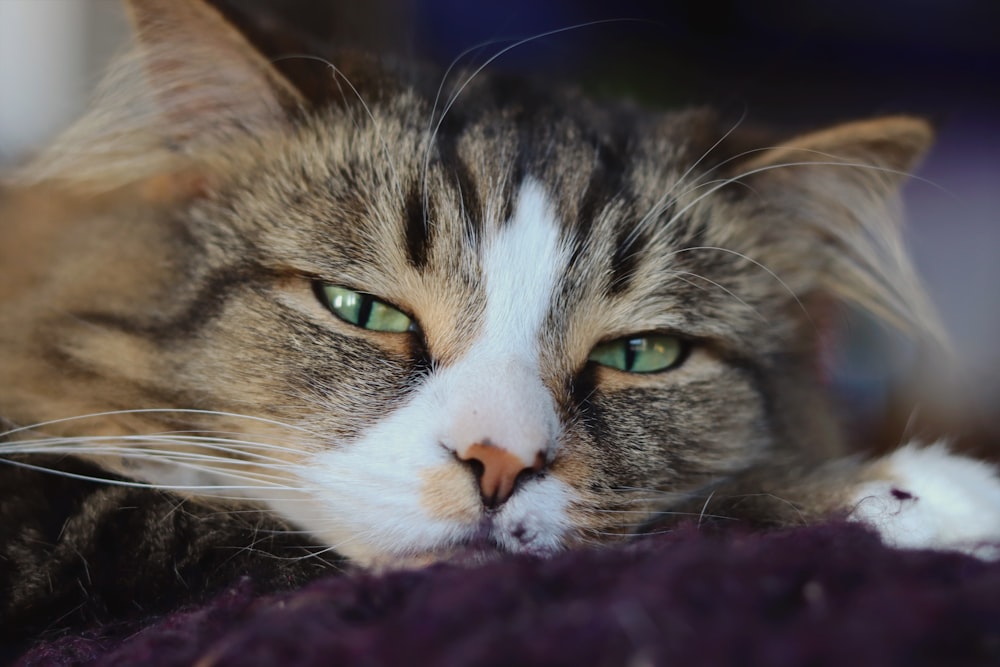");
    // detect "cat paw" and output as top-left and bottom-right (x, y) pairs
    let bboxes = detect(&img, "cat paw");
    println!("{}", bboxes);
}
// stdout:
(848, 441), (1000, 559)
